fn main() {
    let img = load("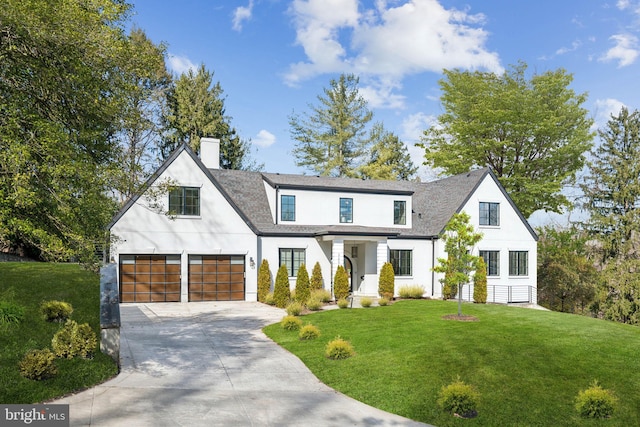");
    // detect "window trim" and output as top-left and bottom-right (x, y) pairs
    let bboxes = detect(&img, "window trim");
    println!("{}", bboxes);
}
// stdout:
(169, 186), (200, 216)
(389, 249), (412, 277)
(280, 195), (296, 222)
(479, 202), (500, 226)
(279, 248), (306, 277)
(394, 200), (407, 225)
(508, 250), (528, 276)
(339, 197), (353, 223)
(479, 250), (500, 277)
